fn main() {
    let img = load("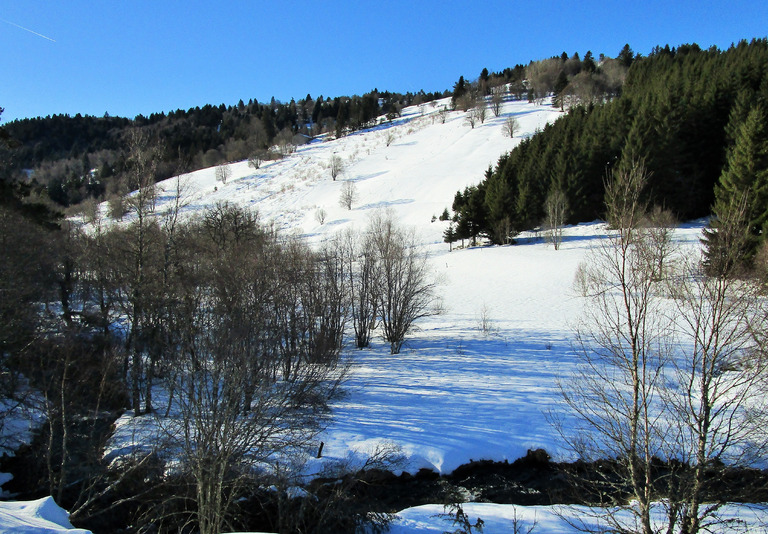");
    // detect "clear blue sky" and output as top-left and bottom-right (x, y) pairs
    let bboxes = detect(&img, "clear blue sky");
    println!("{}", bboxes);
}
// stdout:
(1, 0), (767, 124)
